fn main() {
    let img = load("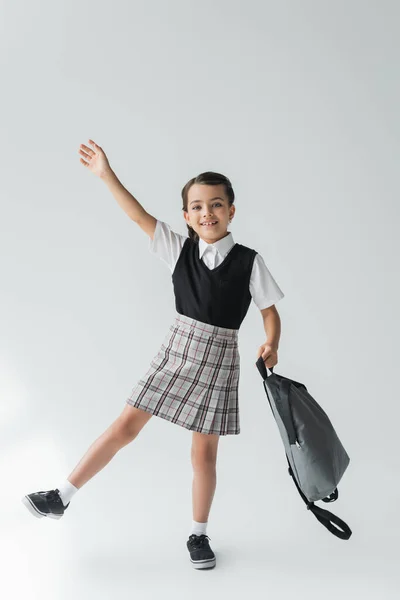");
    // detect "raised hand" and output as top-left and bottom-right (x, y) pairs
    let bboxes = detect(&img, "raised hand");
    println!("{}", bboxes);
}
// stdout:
(78, 139), (112, 178)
